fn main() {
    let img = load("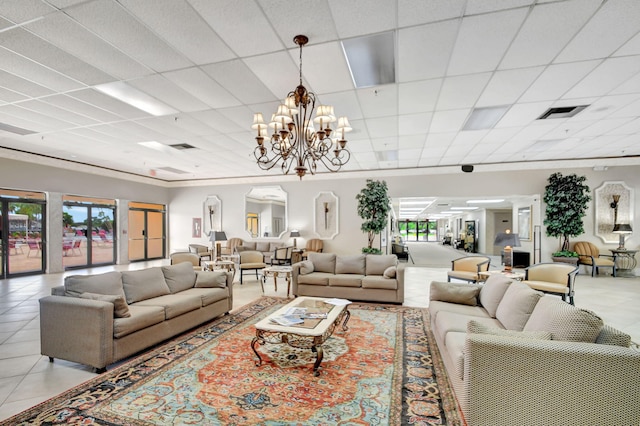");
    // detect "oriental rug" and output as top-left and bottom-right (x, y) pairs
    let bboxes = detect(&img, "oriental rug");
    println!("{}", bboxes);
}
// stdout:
(7, 297), (464, 425)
